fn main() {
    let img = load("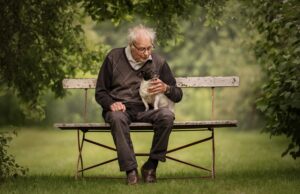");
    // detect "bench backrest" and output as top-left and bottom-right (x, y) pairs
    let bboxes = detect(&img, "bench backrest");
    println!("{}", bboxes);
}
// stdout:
(62, 76), (239, 121)
(62, 77), (239, 89)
